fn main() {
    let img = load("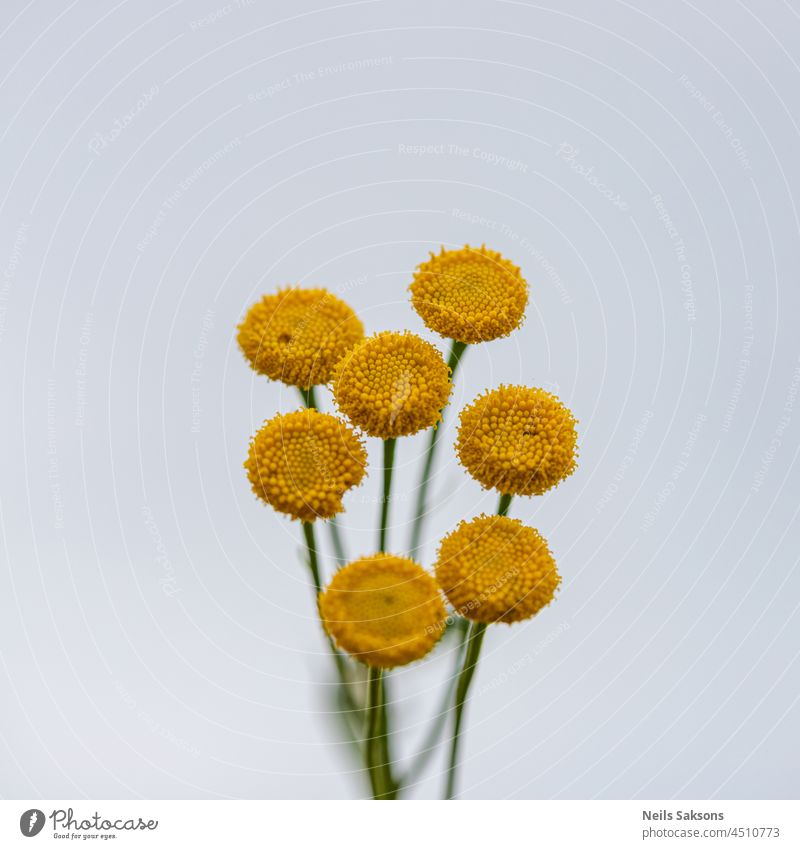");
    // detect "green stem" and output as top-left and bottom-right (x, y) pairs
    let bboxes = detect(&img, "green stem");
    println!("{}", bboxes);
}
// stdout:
(365, 668), (383, 799)
(299, 384), (319, 408)
(328, 518), (347, 565)
(373, 436), (398, 794)
(409, 340), (468, 555)
(301, 521), (322, 594)
(377, 678), (395, 798)
(378, 437), (397, 552)
(365, 667), (396, 799)
(302, 520), (362, 750)
(399, 617), (469, 786)
(497, 492), (513, 517)
(444, 621), (488, 800)
(296, 385), (348, 565)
